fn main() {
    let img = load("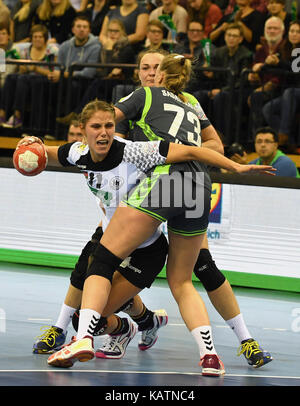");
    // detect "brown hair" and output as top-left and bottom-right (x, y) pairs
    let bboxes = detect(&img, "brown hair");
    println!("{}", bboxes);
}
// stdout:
(30, 24), (49, 42)
(79, 99), (115, 128)
(137, 48), (169, 68)
(225, 22), (244, 37)
(147, 19), (164, 32)
(159, 53), (191, 101)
